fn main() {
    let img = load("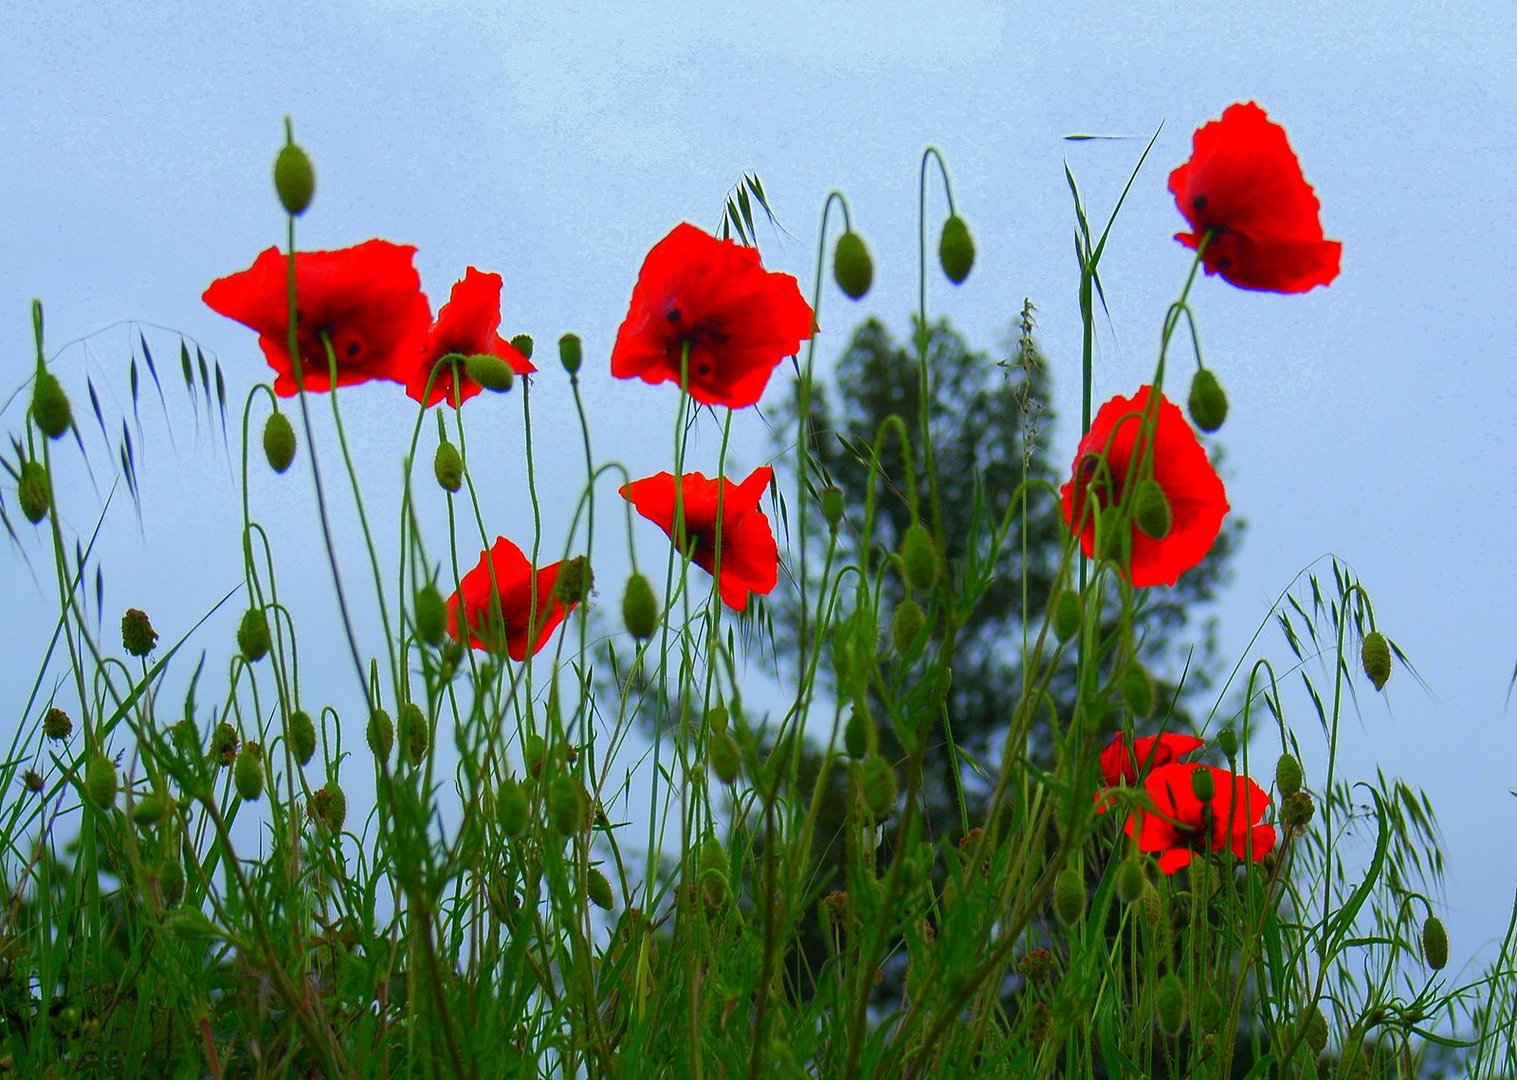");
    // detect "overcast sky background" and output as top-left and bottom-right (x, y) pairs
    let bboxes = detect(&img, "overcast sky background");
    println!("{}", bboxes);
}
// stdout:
(5, 0), (1517, 992)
